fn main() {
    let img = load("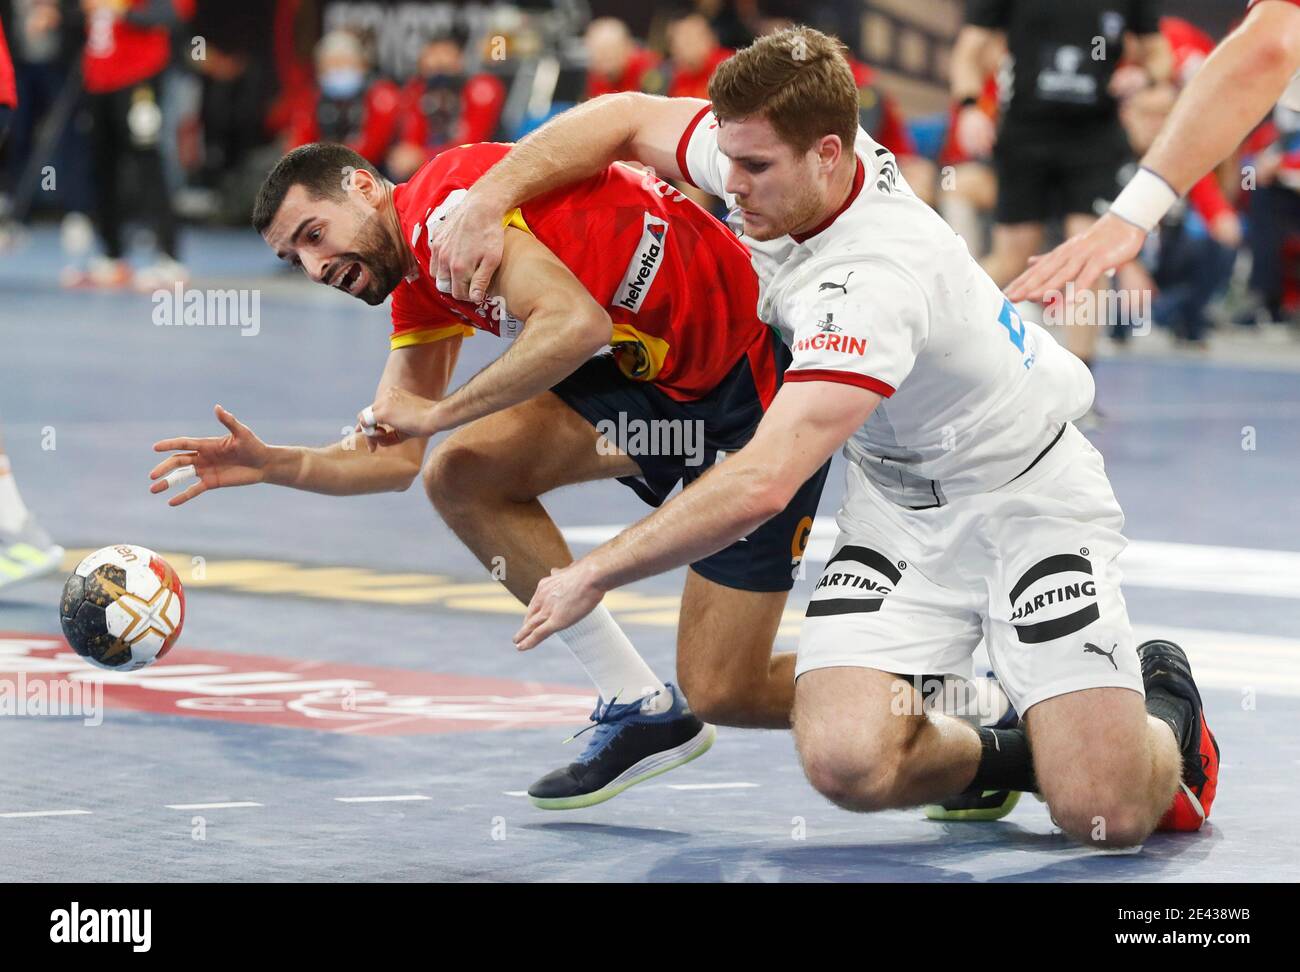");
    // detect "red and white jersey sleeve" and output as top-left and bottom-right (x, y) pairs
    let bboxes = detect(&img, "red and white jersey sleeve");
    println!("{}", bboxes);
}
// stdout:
(675, 103), (732, 202)
(781, 261), (928, 399)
